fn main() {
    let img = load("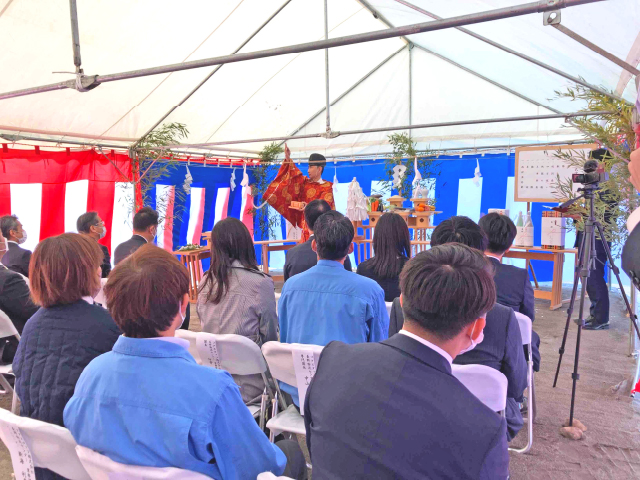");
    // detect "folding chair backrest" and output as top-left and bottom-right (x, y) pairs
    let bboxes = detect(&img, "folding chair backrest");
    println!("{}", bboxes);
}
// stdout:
(261, 341), (323, 386)
(451, 364), (508, 413)
(0, 408), (90, 480)
(93, 278), (108, 308)
(0, 309), (19, 341)
(76, 445), (211, 480)
(174, 330), (202, 364)
(196, 332), (268, 376)
(514, 312), (532, 345)
(385, 302), (392, 316)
